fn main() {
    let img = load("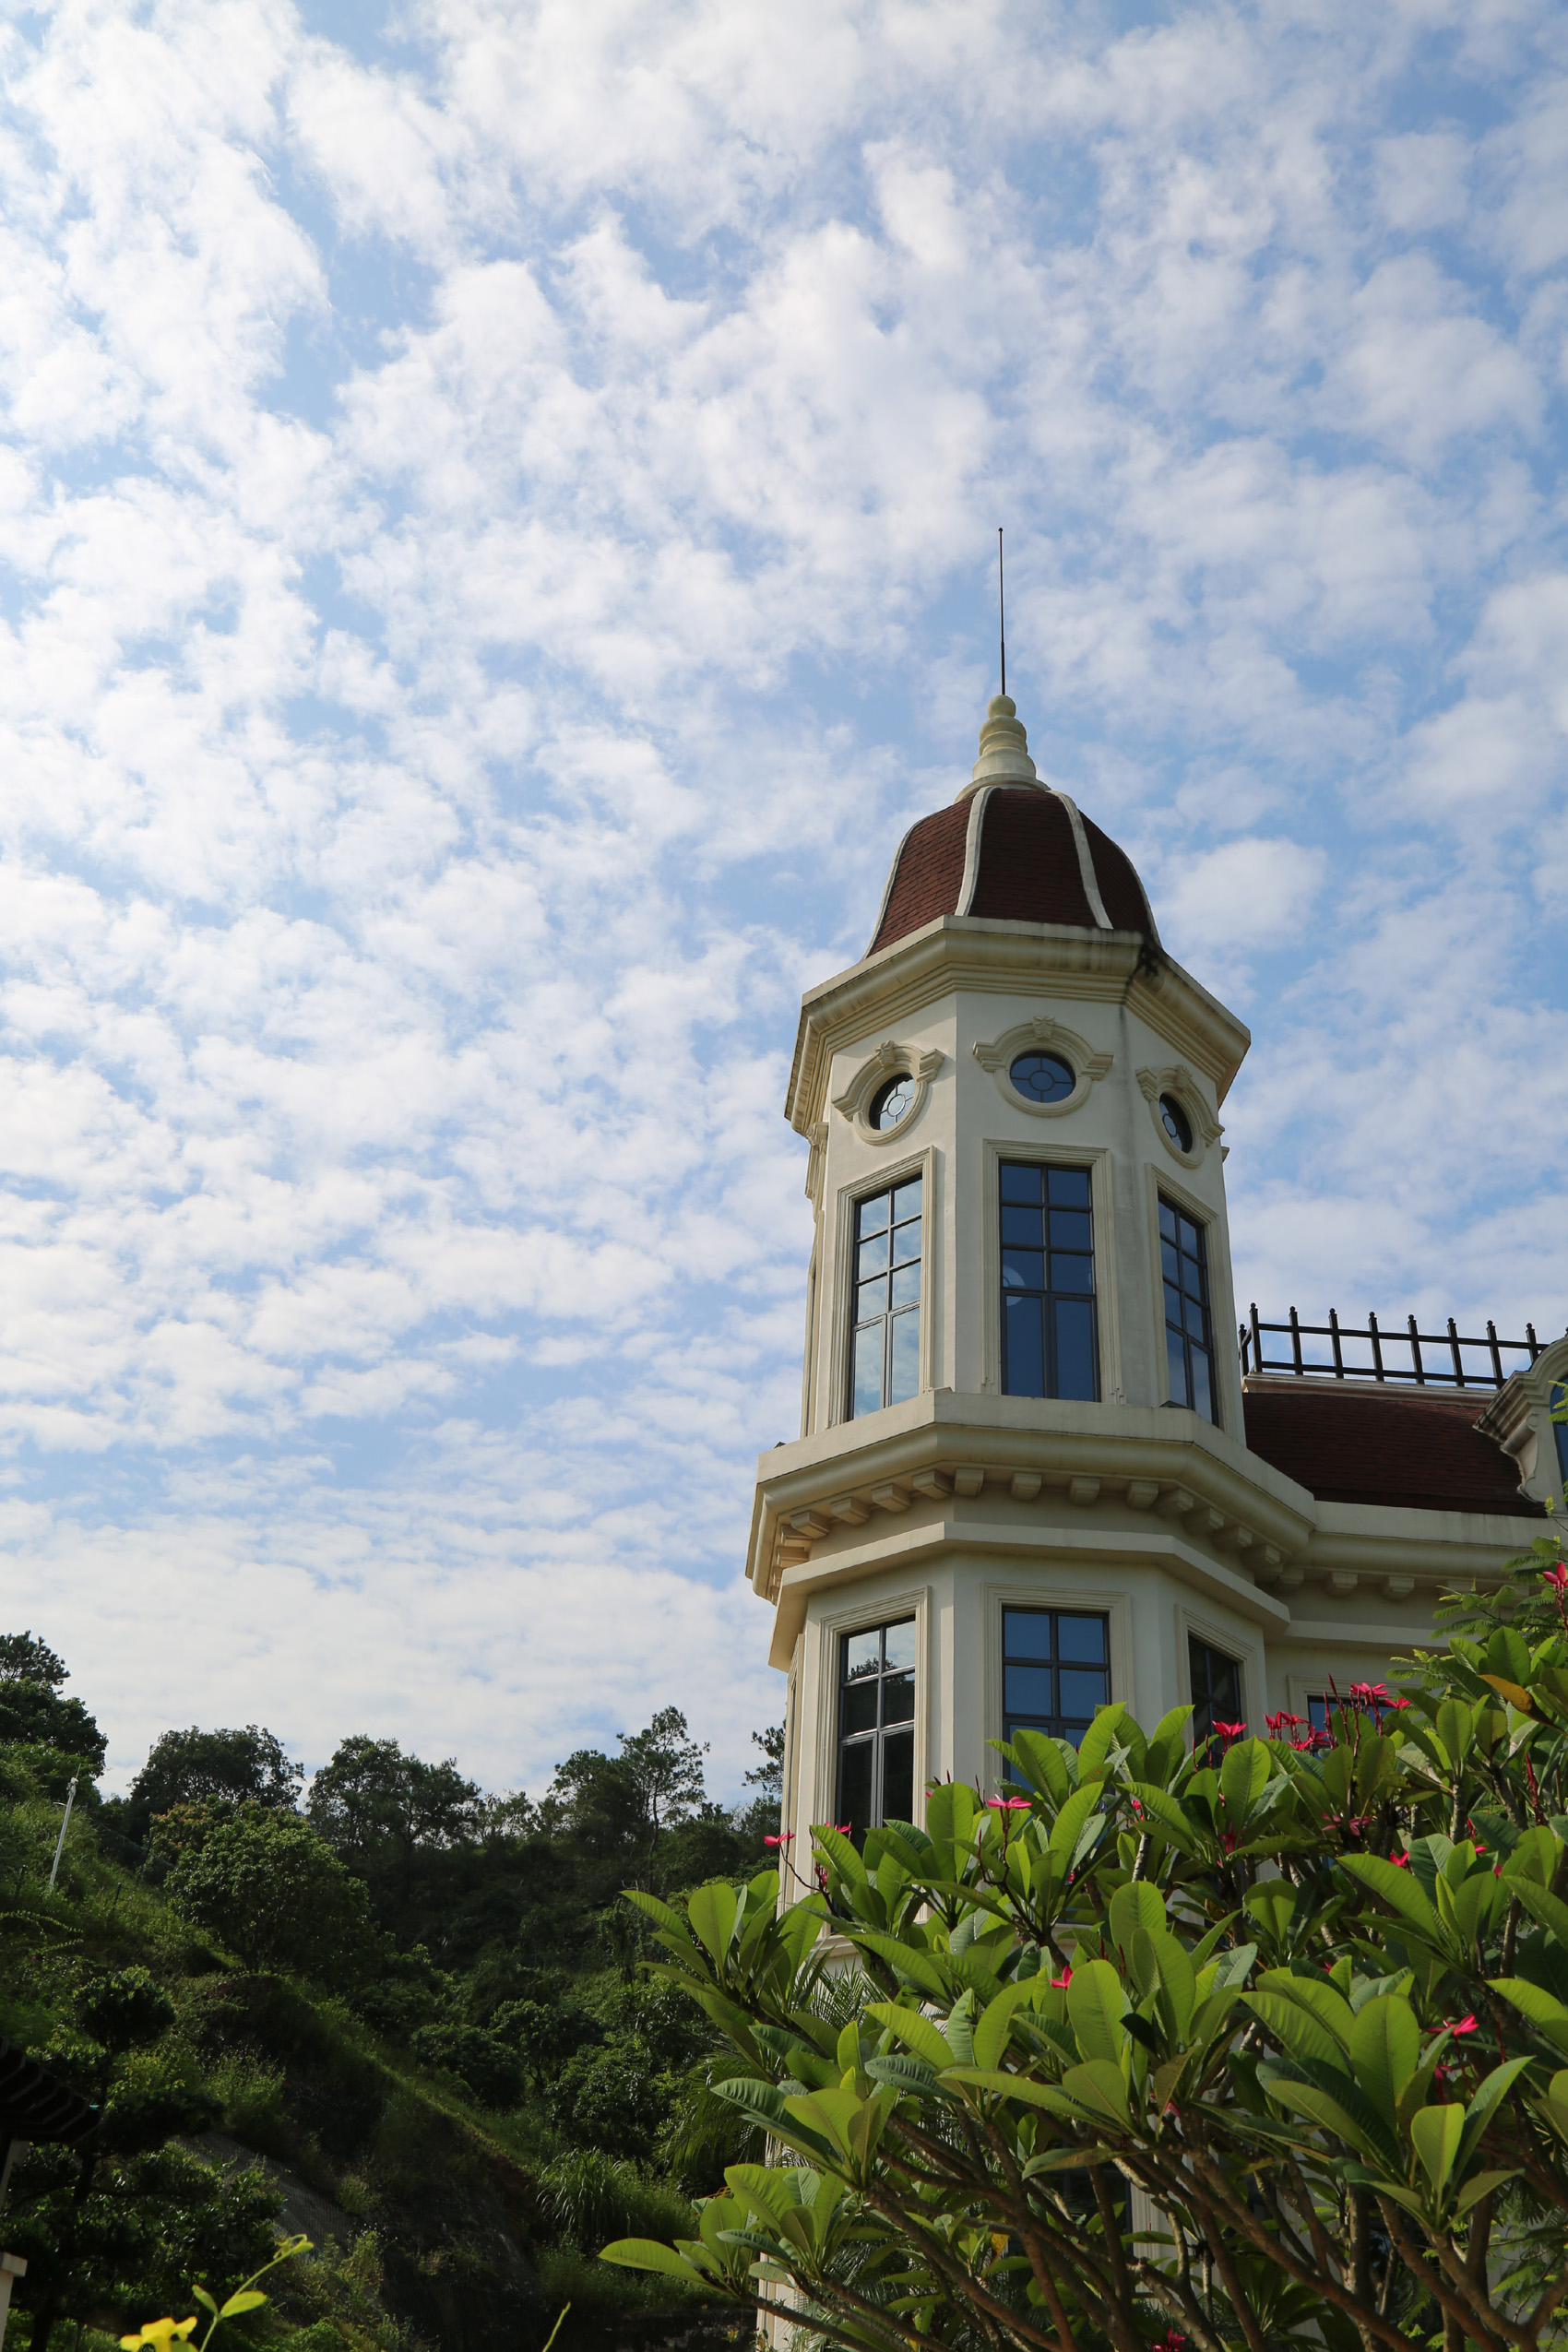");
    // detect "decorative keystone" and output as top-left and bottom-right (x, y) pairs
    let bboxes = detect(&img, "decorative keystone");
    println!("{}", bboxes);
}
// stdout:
(1382, 1575), (1415, 1601)
(953, 1466), (986, 1497)
(870, 1483), (911, 1514)
(1067, 1477), (1100, 1507)
(1156, 1486), (1195, 1519)
(1185, 1504), (1225, 1543)
(909, 1468), (952, 1500)
(789, 1508), (832, 1539)
(1327, 1571), (1360, 1597)
(1125, 1479), (1160, 1511)
(1253, 1545), (1284, 1581)
(1010, 1471), (1042, 1501)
